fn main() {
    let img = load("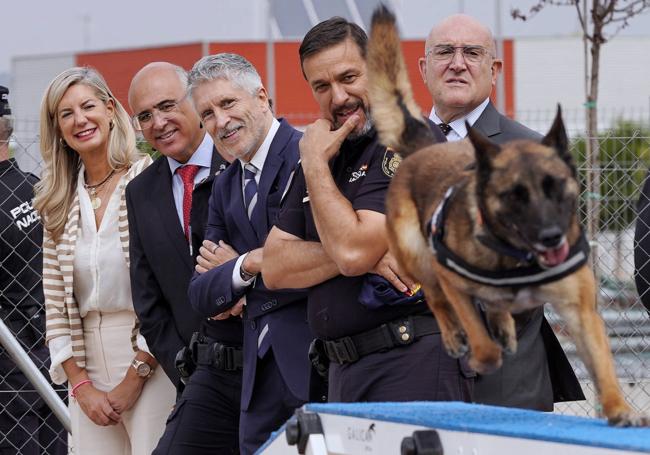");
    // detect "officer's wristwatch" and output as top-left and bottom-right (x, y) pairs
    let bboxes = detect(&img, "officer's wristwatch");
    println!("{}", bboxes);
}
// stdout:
(131, 358), (155, 379)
